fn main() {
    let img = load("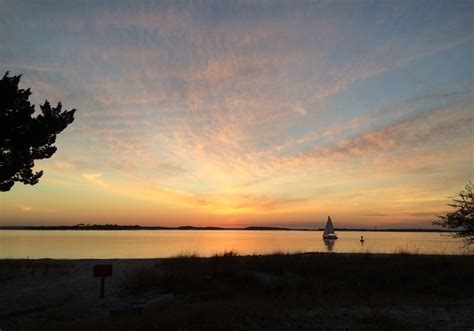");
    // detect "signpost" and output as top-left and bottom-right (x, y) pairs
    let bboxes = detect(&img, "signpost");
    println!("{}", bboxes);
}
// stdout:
(93, 264), (113, 299)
